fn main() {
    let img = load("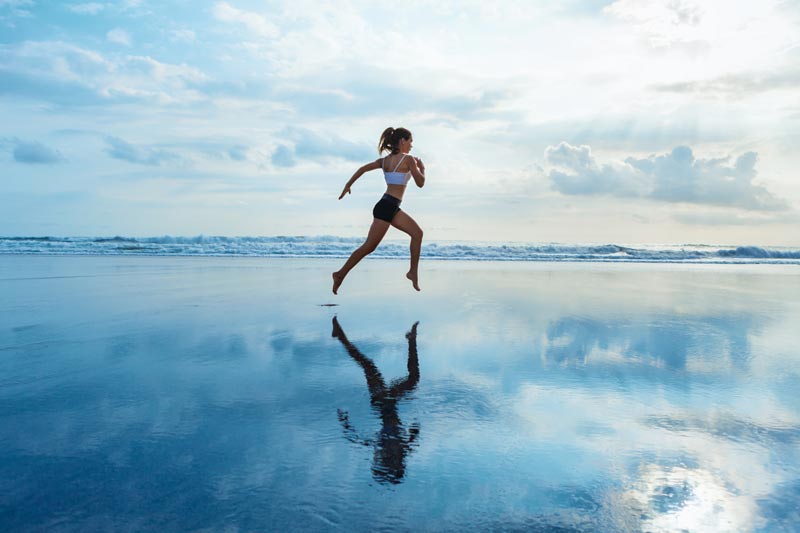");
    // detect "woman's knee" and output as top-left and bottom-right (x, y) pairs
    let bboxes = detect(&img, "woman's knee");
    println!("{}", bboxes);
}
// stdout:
(413, 228), (423, 242)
